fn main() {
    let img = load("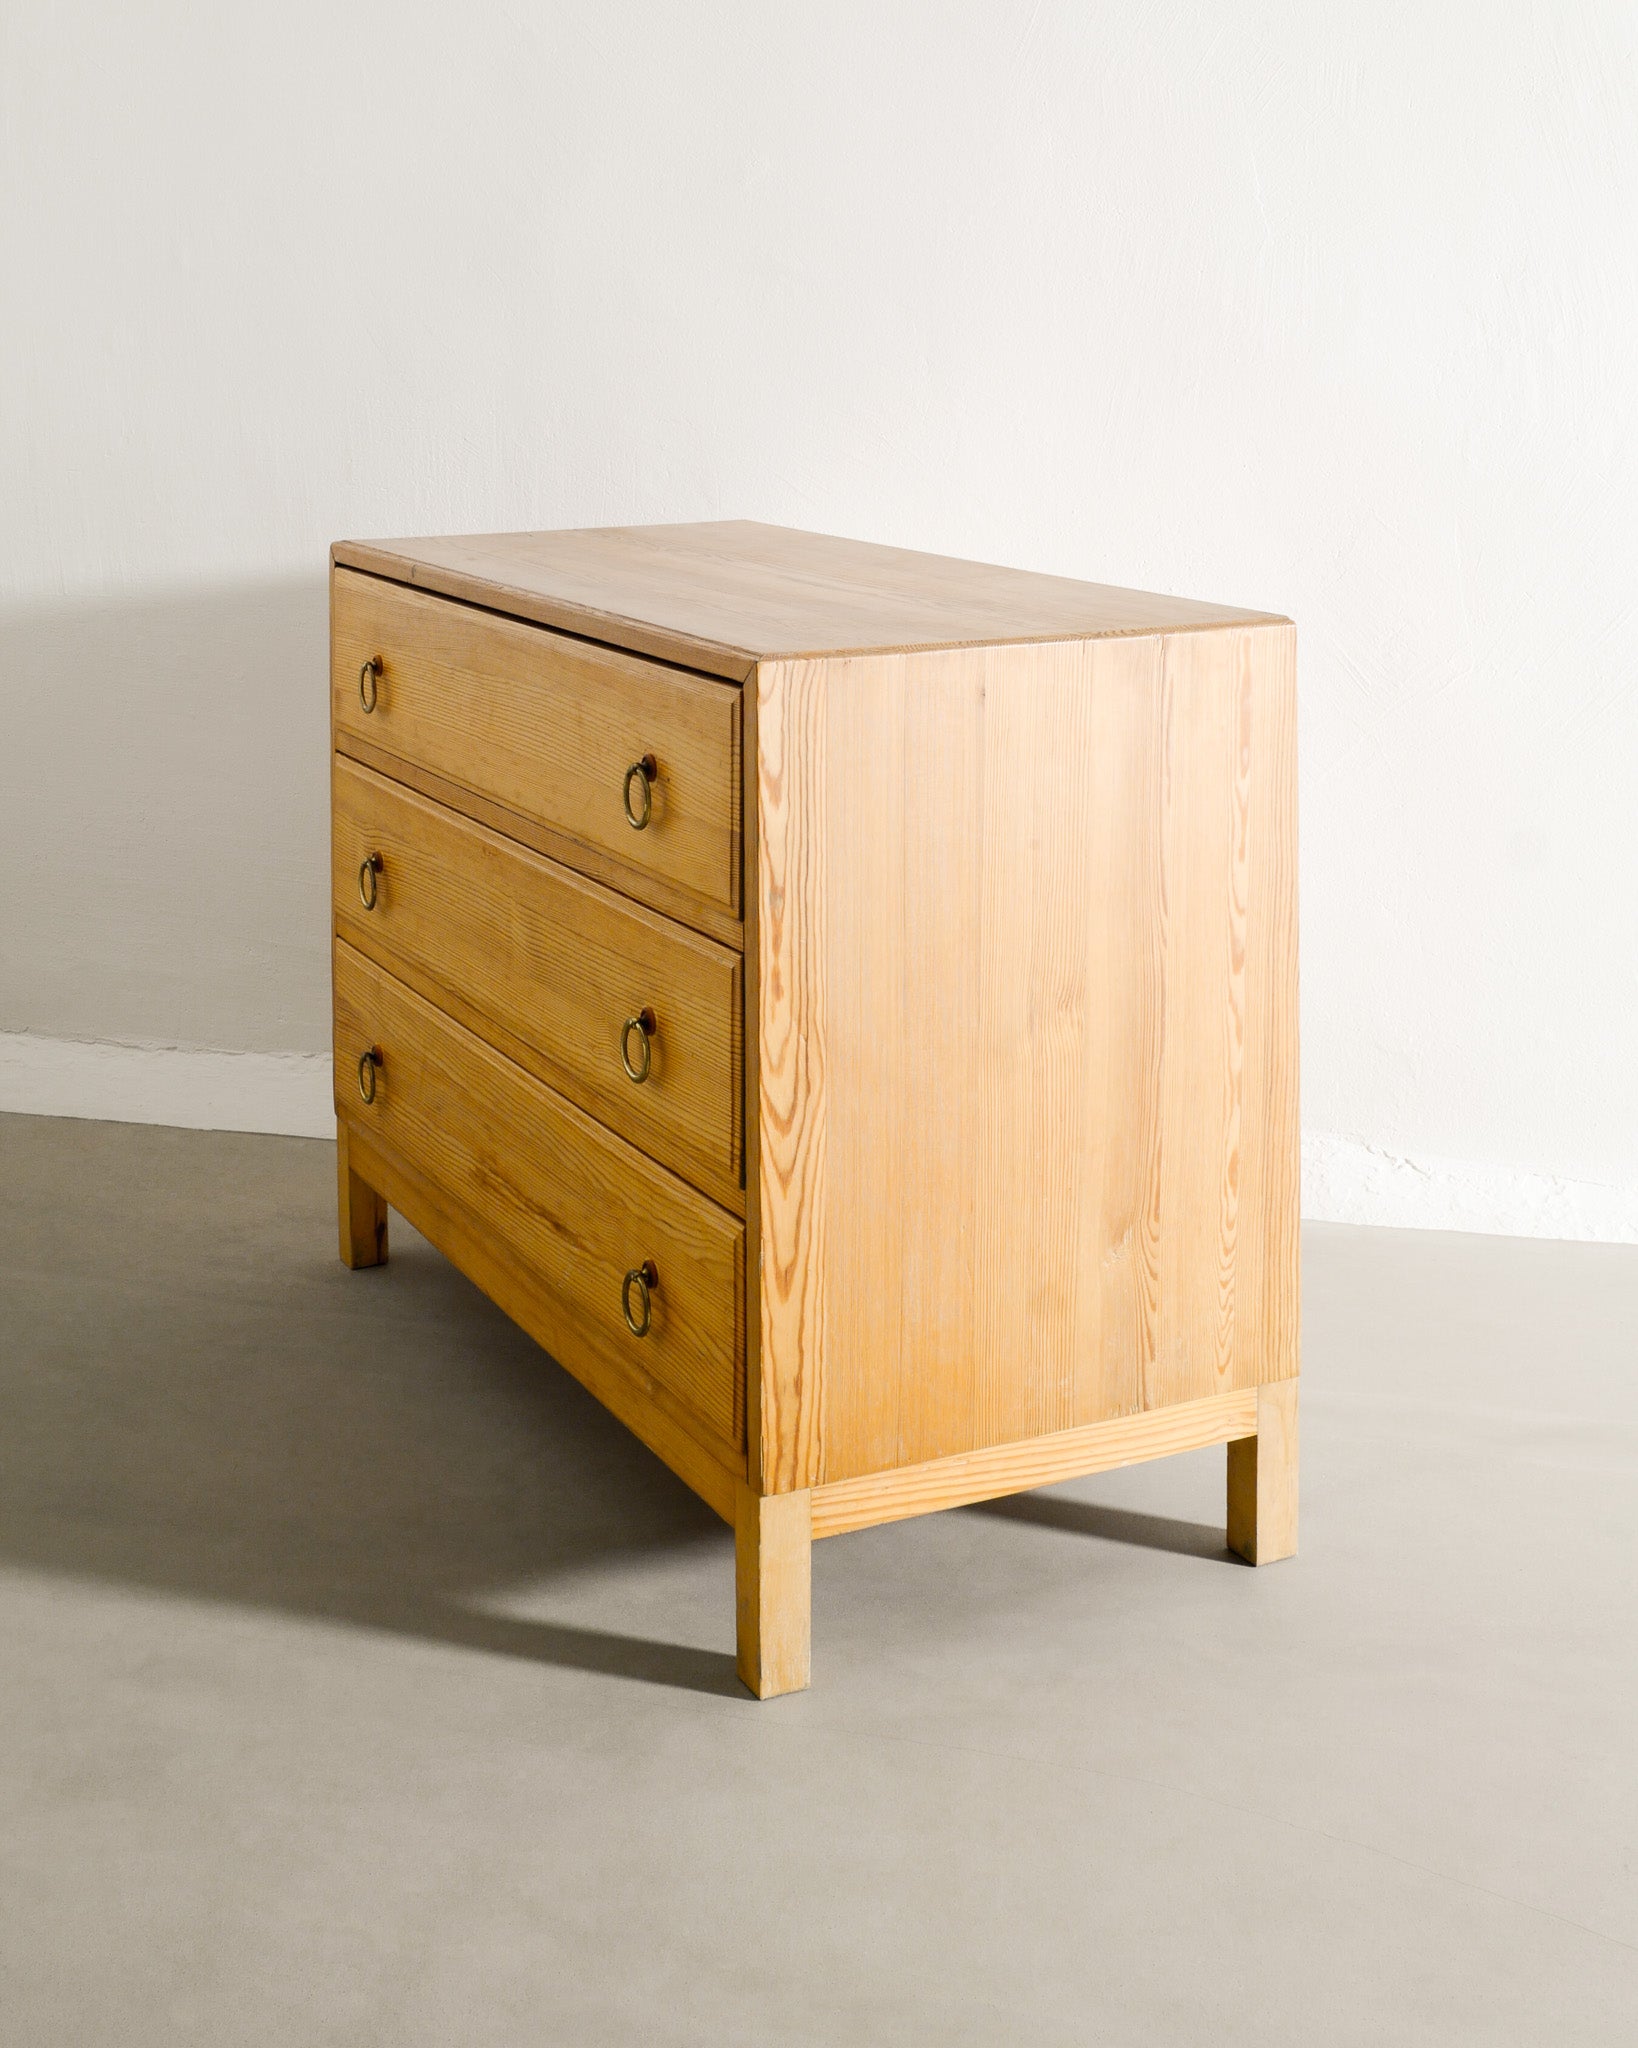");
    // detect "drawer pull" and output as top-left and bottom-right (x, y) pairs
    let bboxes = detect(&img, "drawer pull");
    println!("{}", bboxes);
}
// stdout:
(357, 852), (383, 910)
(620, 1007), (657, 1084)
(356, 1046), (383, 1104)
(622, 1259), (658, 1337)
(622, 754), (657, 830)
(359, 656), (382, 713)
